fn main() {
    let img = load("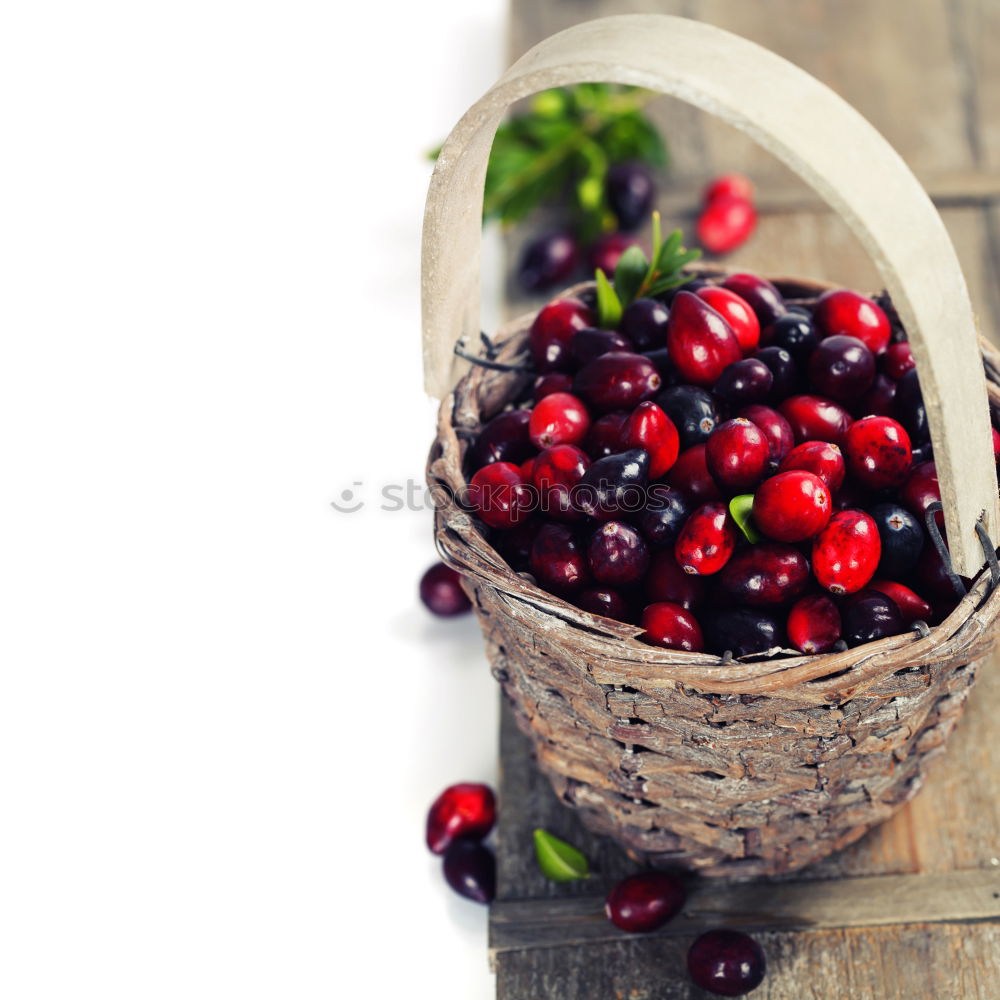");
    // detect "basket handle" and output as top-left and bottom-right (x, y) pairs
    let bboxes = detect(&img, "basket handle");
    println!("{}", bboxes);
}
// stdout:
(421, 14), (999, 578)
